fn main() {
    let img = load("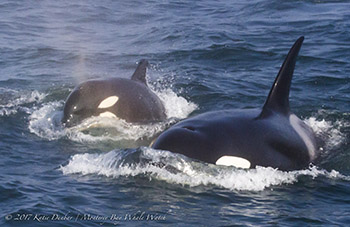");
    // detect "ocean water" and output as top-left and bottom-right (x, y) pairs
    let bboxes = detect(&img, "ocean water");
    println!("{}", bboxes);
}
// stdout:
(1, 0), (350, 226)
